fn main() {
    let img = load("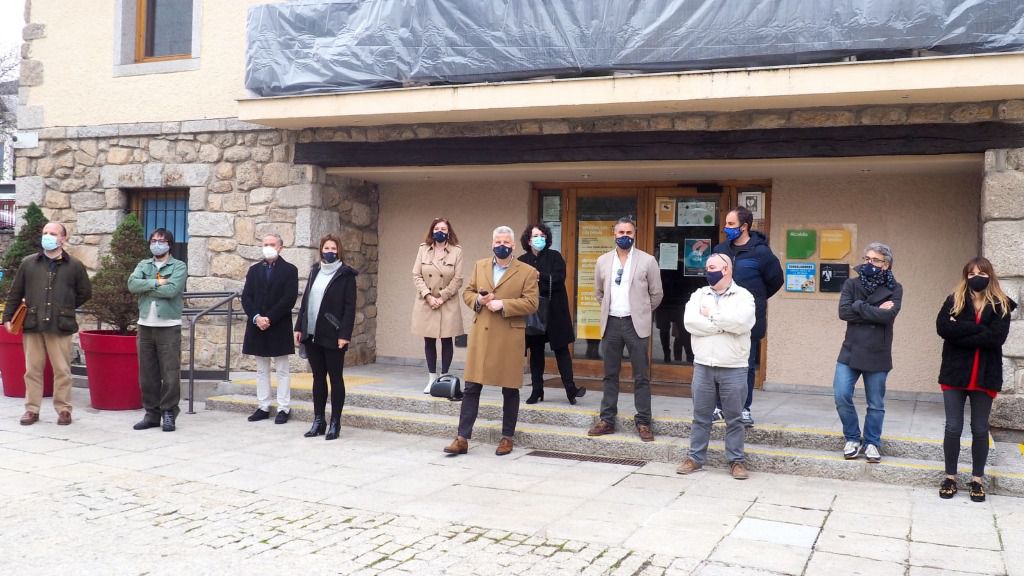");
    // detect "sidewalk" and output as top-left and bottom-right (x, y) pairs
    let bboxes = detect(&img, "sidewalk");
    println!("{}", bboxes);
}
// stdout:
(1, 387), (1022, 575)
